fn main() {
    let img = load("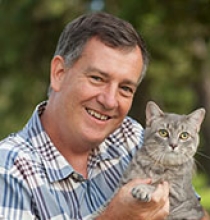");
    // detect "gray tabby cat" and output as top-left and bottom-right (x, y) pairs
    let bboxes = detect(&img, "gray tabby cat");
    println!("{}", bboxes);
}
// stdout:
(122, 101), (205, 220)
